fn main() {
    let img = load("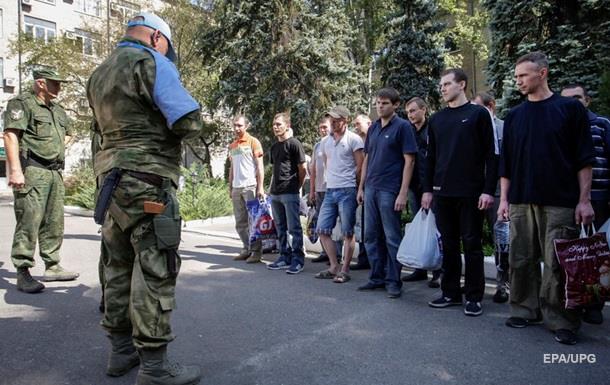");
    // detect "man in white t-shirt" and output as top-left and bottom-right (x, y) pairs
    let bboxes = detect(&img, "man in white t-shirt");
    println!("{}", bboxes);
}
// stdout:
(314, 106), (364, 283)
(228, 115), (265, 263)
